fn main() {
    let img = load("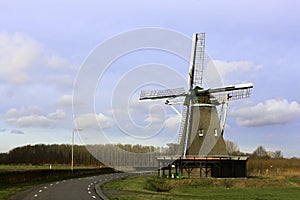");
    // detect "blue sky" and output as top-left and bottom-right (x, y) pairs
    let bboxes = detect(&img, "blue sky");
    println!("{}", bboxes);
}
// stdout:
(0, 0), (300, 157)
